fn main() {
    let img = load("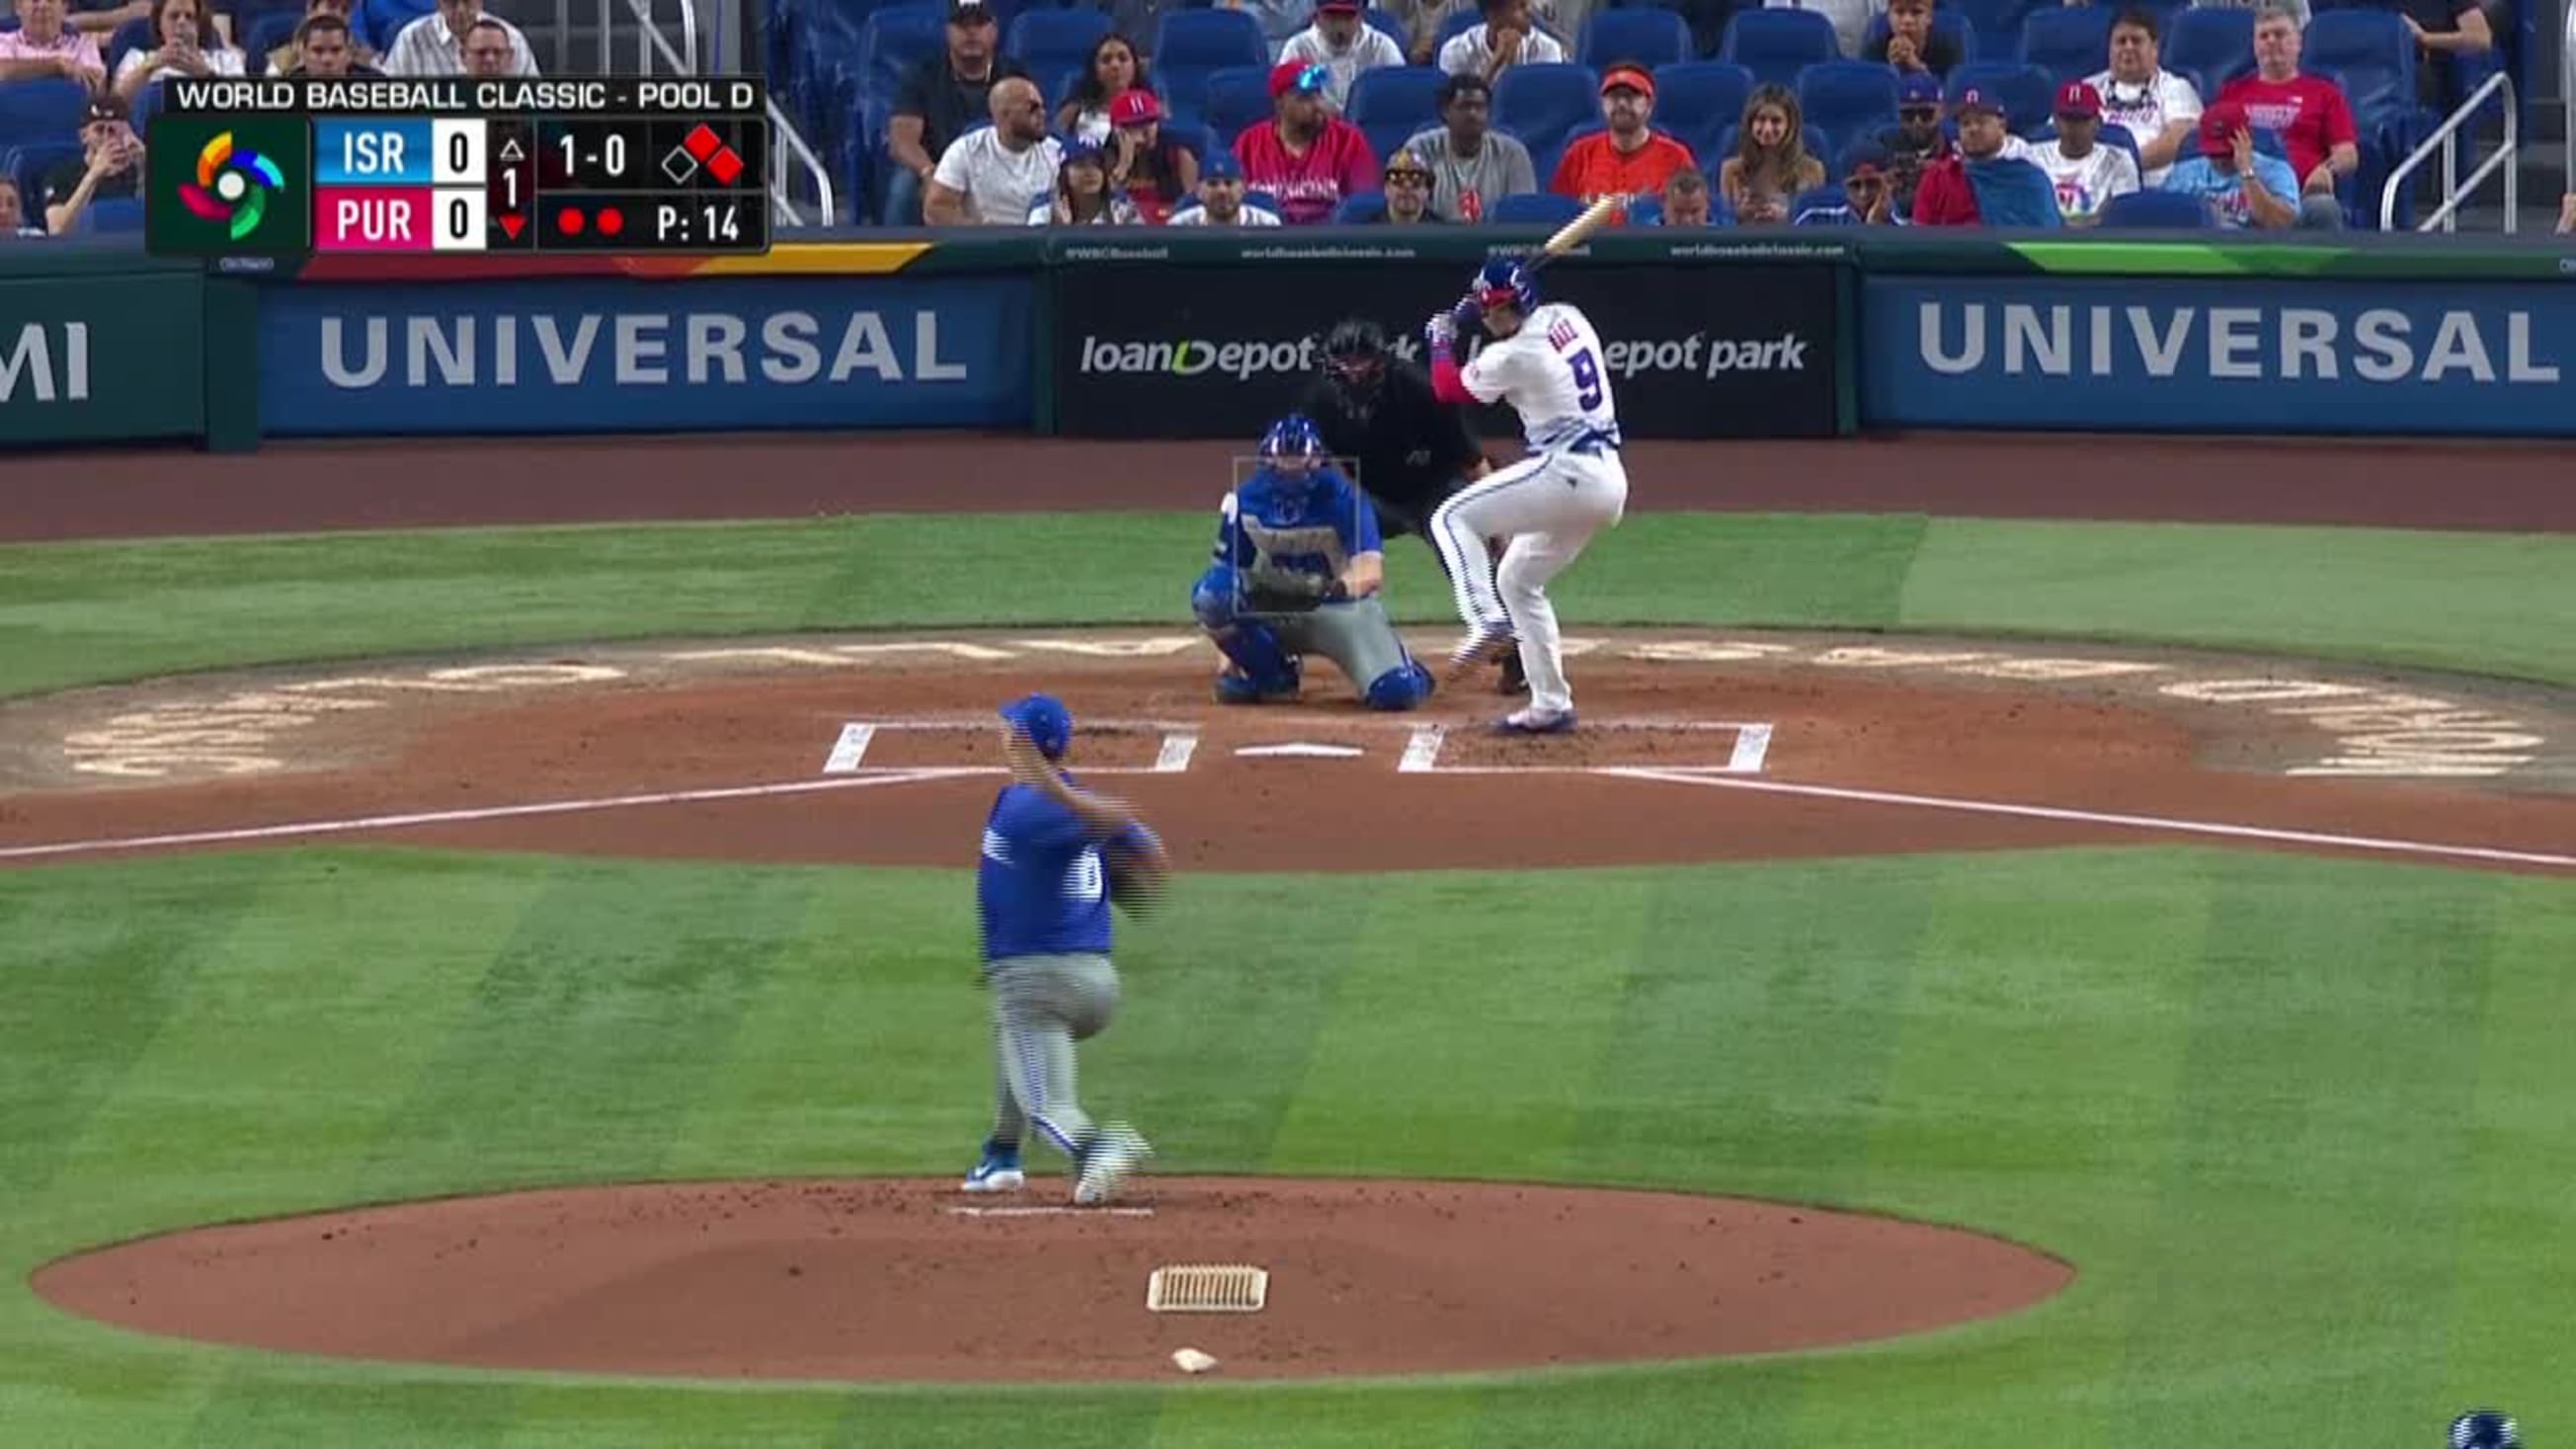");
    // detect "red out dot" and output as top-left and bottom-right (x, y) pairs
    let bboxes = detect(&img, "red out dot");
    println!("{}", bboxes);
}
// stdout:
(599, 206), (625, 237)
(558, 207), (586, 235)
